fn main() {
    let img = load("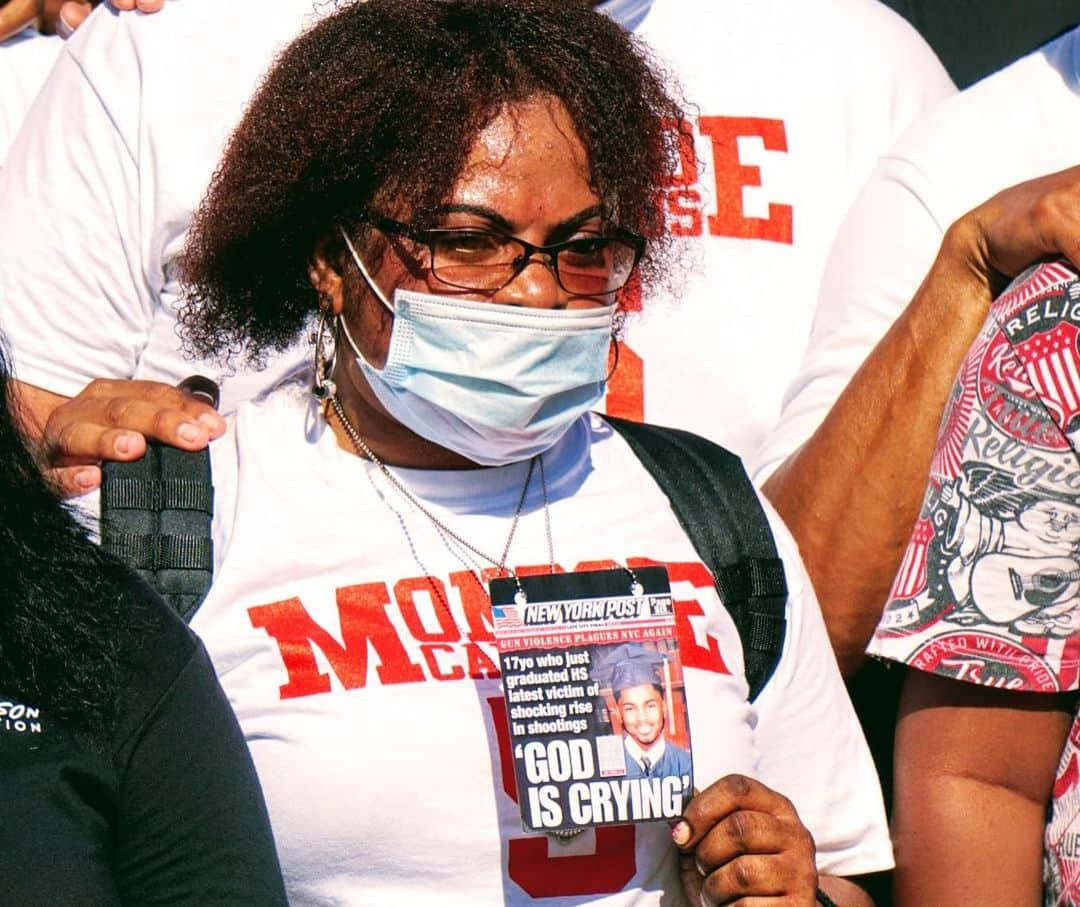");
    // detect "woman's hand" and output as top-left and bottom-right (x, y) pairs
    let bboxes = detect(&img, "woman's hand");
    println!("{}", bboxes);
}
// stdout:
(37, 377), (225, 496)
(673, 774), (818, 906)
